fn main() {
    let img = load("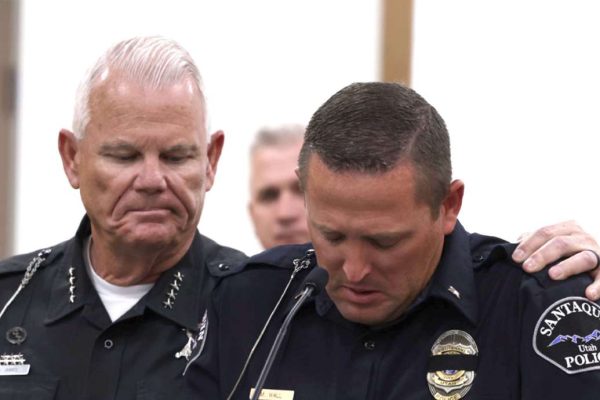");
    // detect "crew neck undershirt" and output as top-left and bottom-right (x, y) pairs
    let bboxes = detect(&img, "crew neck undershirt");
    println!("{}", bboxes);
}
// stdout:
(84, 236), (154, 322)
